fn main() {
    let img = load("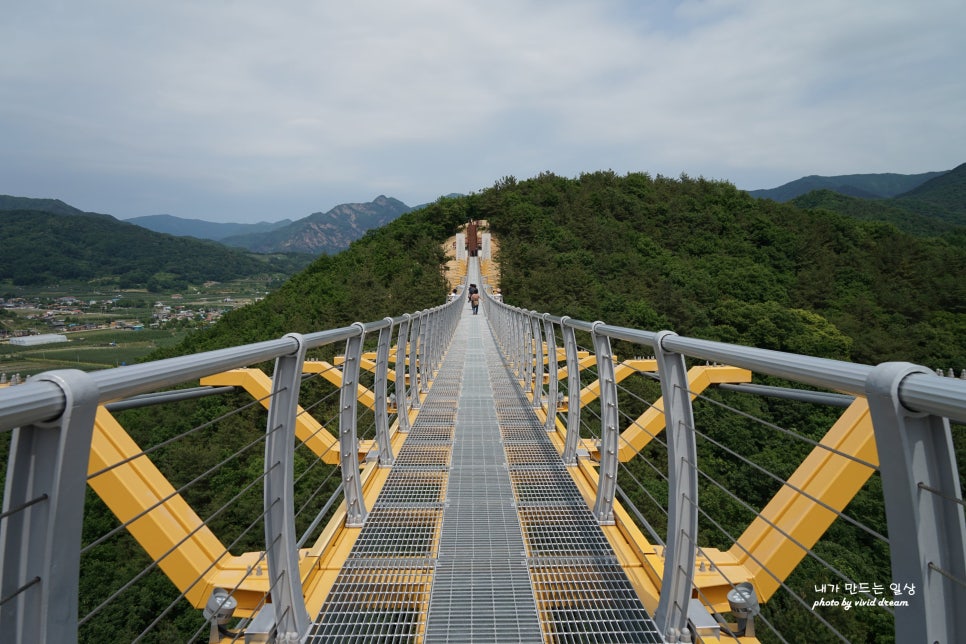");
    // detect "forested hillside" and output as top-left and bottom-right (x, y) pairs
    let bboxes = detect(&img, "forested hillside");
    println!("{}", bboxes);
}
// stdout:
(894, 161), (966, 226)
(156, 200), (467, 354)
(789, 190), (957, 237)
(747, 170), (945, 202)
(0, 209), (306, 289)
(167, 171), (964, 368)
(89, 171), (963, 643)
(475, 172), (963, 368)
(0, 194), (87, 216)
(789, 162), (966, 238)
